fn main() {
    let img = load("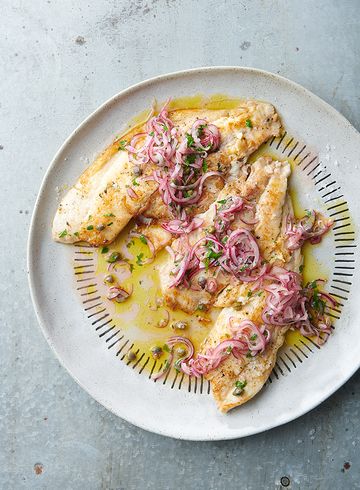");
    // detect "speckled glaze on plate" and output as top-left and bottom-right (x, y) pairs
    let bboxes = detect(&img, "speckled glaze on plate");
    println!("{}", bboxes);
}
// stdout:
(28, 67), (360, 440)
